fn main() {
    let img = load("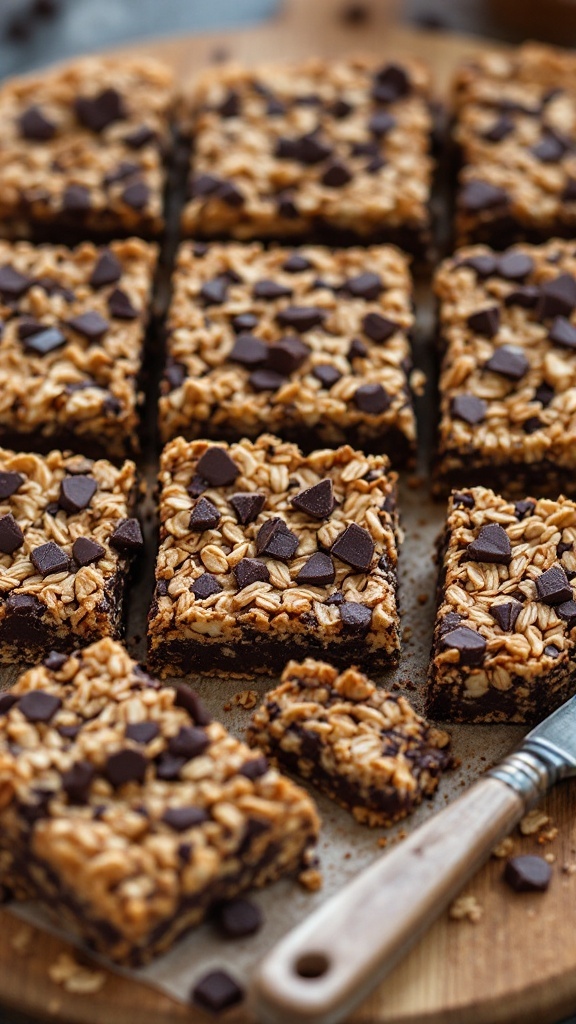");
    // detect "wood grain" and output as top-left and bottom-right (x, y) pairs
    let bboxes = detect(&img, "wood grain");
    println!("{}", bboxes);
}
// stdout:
(1, 4), (575, 1024)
